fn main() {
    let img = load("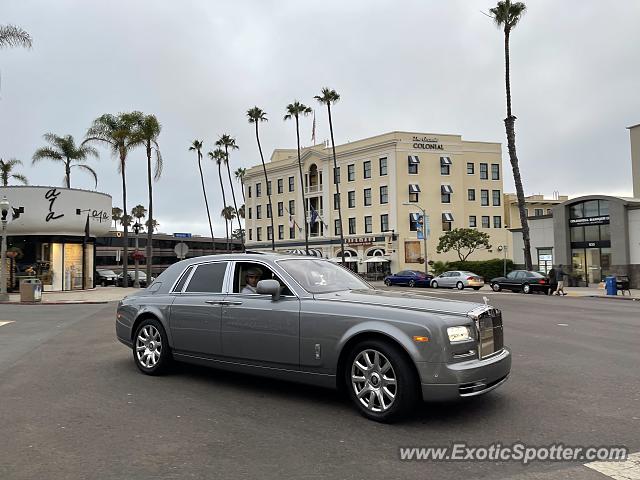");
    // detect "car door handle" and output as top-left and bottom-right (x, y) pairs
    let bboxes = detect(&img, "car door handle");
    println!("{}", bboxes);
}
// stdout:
(204, 300), (222, 305)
